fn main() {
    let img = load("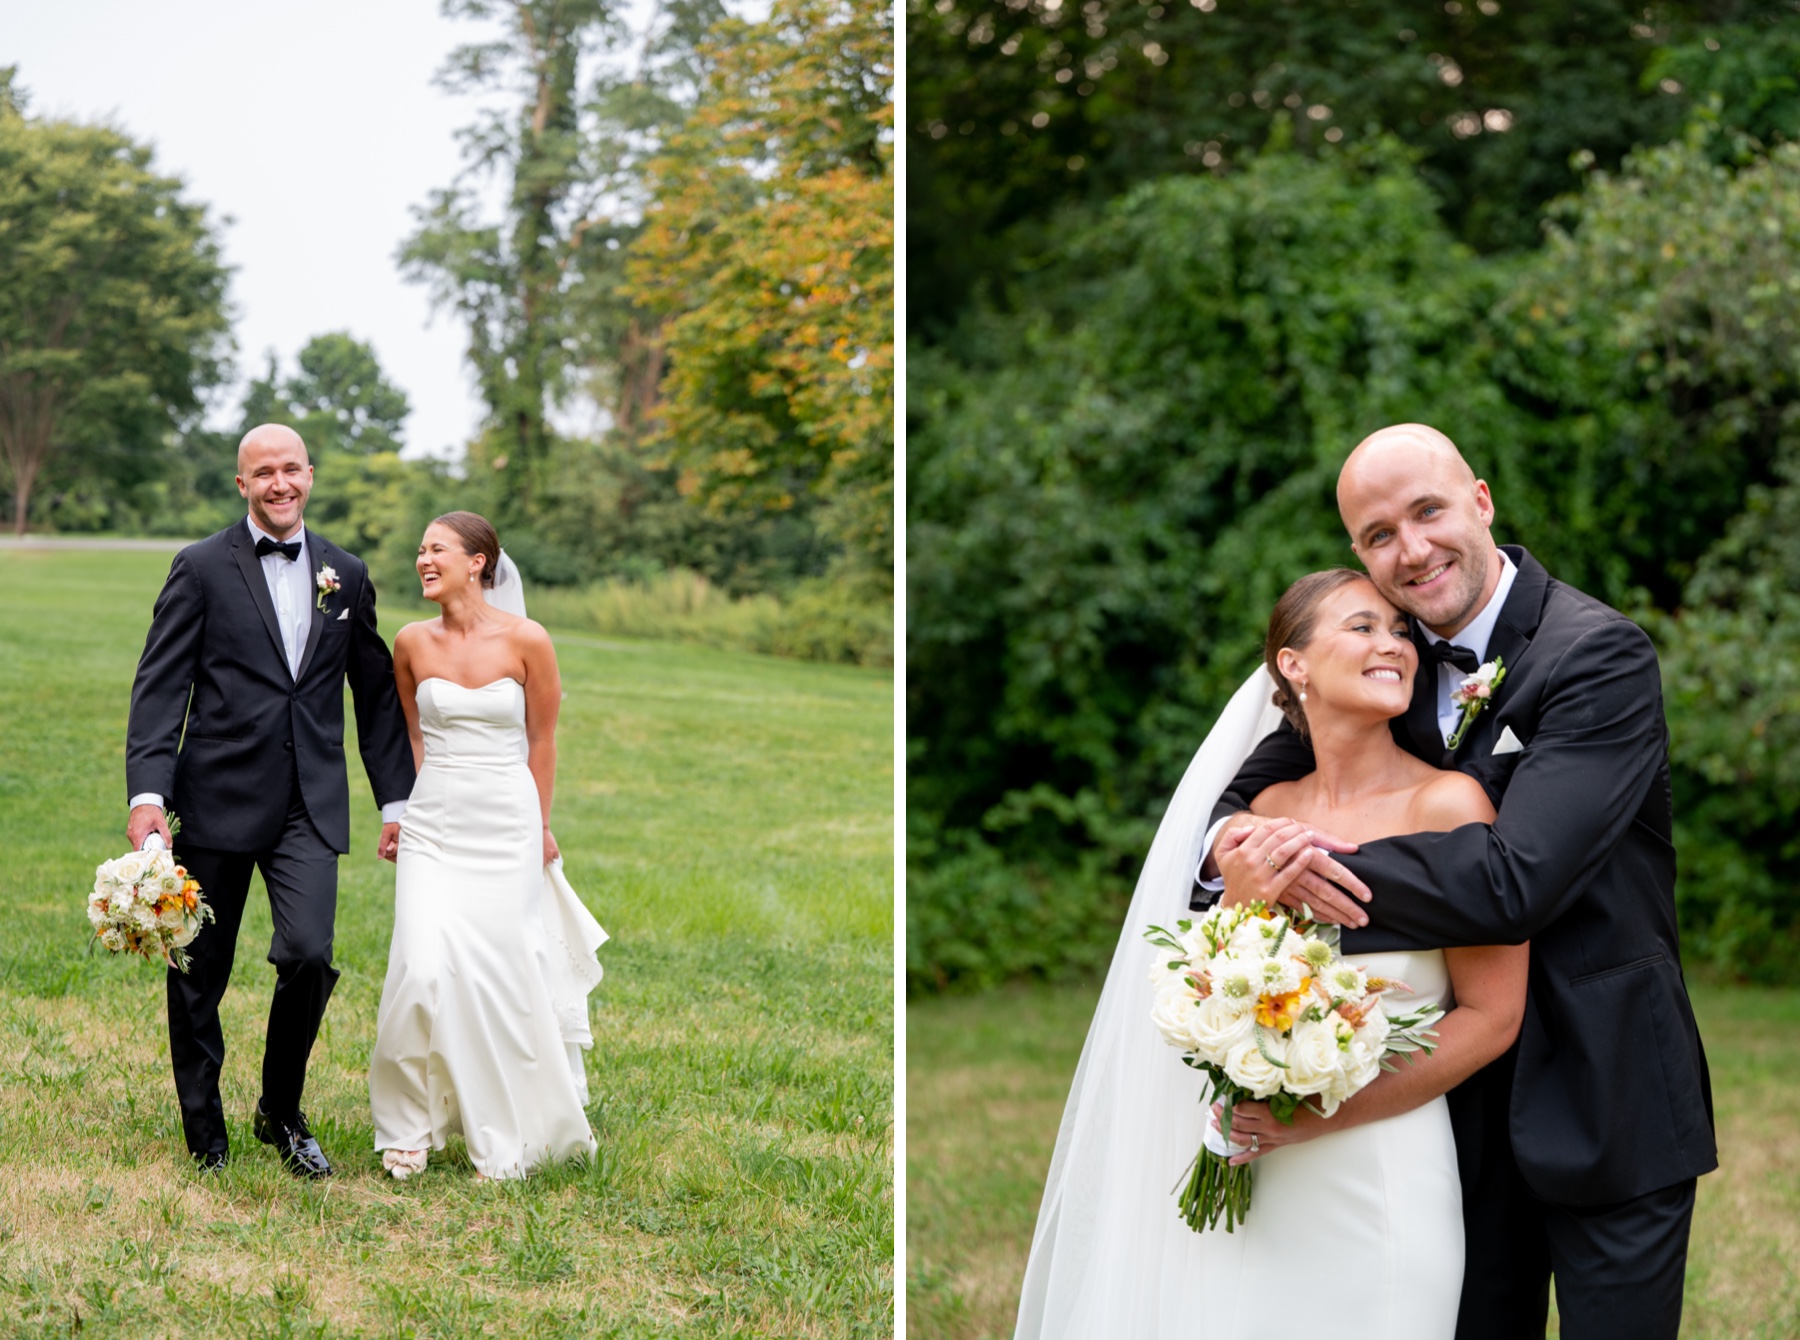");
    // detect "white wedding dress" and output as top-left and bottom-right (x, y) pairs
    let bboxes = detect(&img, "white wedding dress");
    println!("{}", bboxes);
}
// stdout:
(1014, 669), (1463, 1339)
(369, 677), (604, 1178)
